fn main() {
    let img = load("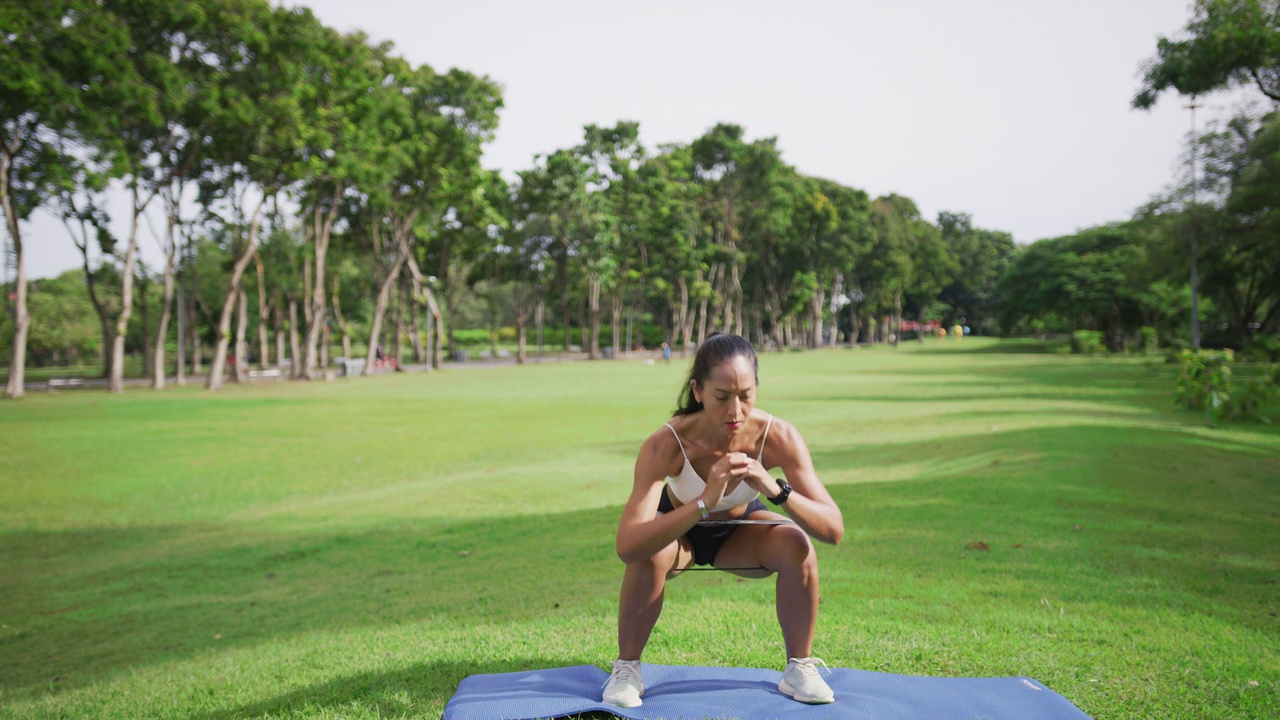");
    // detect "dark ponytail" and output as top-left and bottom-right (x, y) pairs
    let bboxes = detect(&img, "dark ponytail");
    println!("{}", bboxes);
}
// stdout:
(673, 333), (758, 416)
